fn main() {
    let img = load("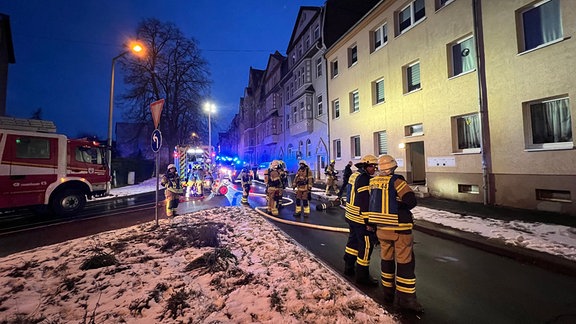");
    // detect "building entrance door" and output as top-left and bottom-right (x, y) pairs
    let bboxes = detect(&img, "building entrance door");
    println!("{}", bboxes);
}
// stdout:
(407, 141), (426, 184)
